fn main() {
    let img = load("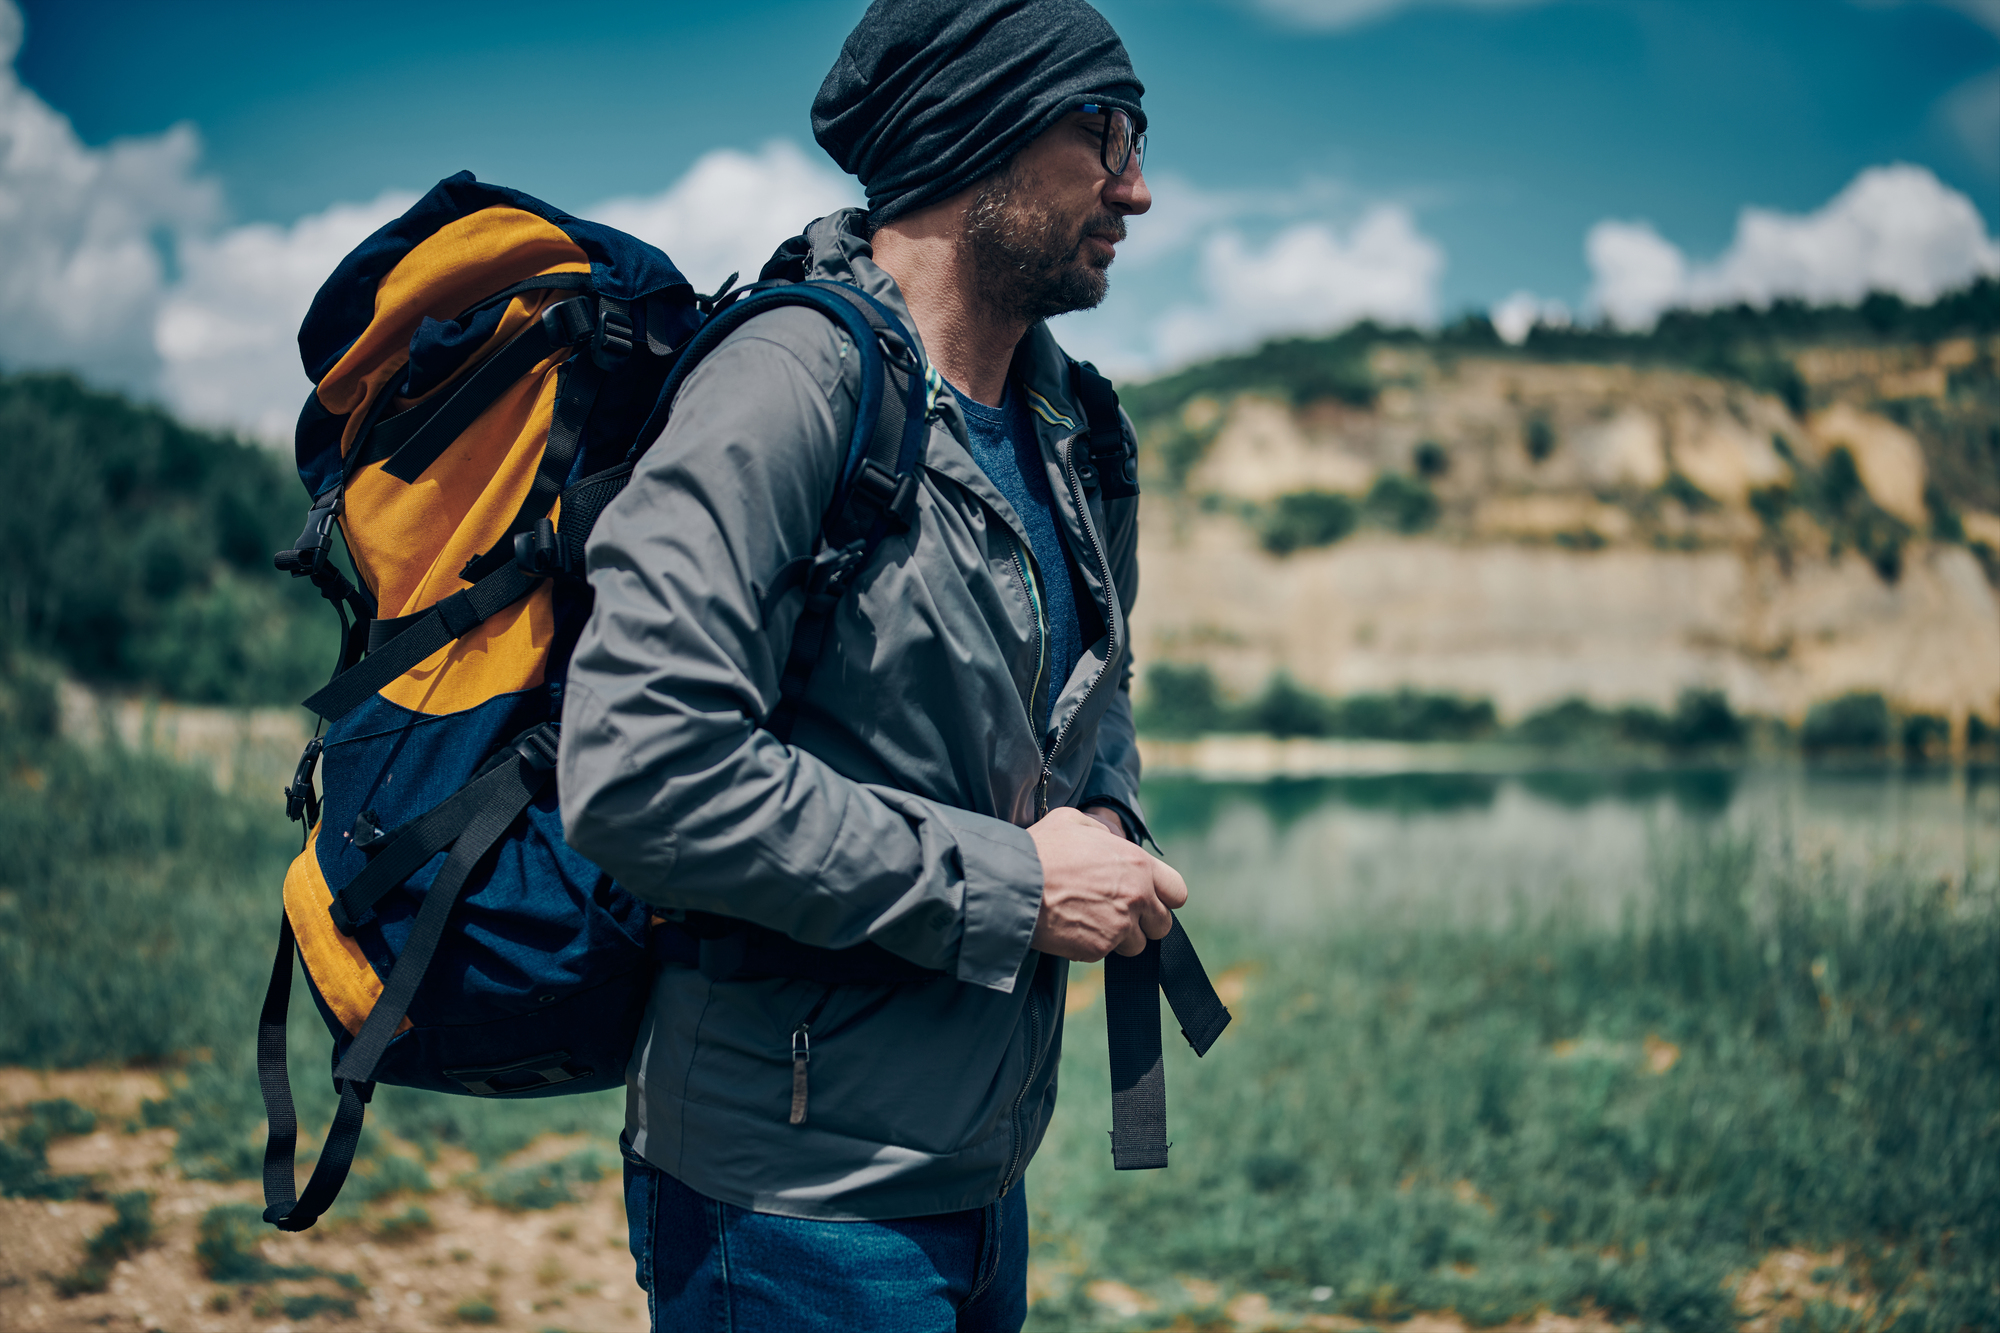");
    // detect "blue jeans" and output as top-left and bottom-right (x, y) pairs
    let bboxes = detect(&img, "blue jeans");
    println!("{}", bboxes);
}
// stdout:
(621, 1143), (1028, 1332)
